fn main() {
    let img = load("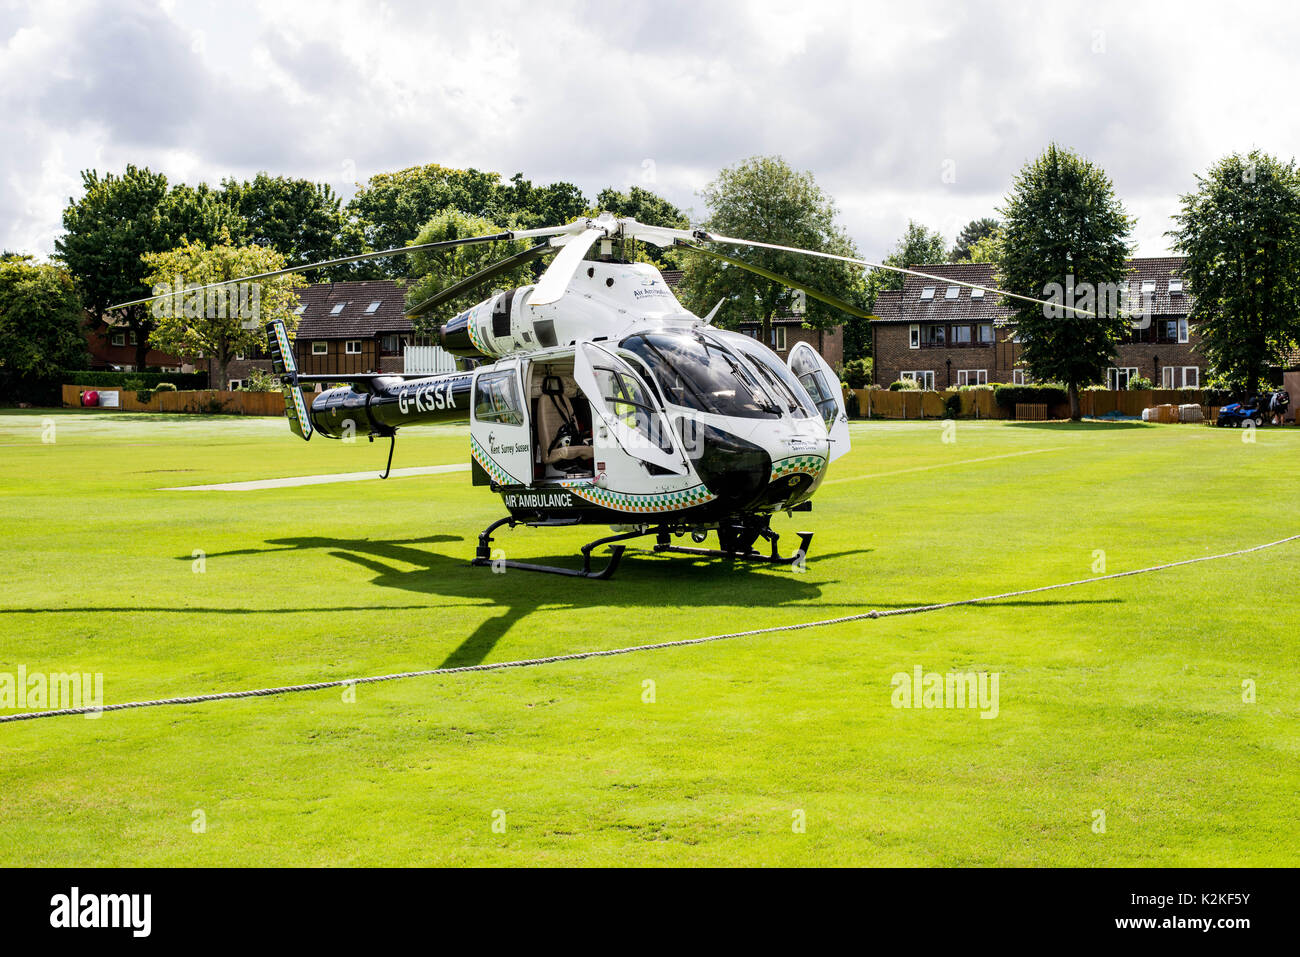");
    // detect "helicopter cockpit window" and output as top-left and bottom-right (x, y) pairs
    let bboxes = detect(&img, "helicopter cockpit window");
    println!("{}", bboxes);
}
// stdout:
(474, 370), (524, 426)
(788, 347), (838, 429)
(589, 362), (675, 455)
(619, 332), (781, 419)
(711, 331), (819, 420)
